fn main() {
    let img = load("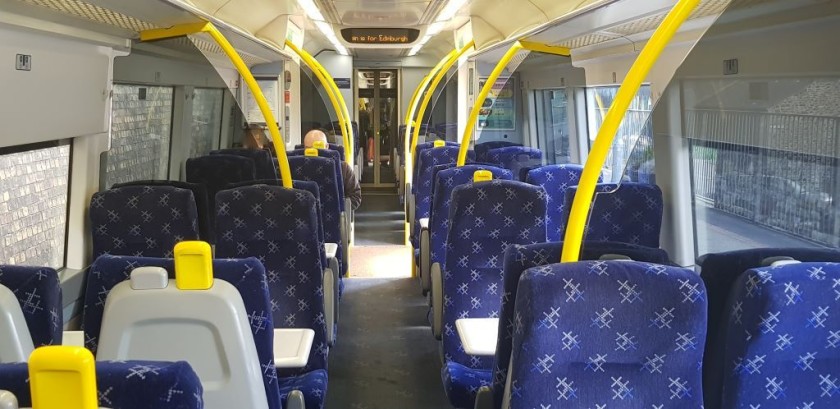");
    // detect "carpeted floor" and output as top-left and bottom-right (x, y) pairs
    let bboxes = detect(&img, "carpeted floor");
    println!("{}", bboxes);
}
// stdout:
(325, 278), (450, 409)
